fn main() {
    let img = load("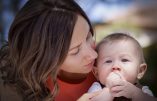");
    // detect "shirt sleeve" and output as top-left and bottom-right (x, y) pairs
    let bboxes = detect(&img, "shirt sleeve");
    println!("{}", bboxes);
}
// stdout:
(142, 86), (154, 97)
(88, 81), (102, 93)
